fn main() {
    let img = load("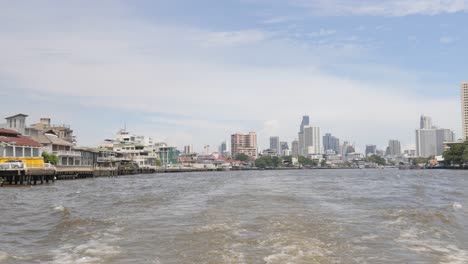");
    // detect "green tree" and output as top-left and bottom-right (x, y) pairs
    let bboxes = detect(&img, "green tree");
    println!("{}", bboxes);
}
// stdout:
(235, 153), (249, 162)
(298, 156), (317, 167)
(367, 155), (386, 166)
(42, 152), (59, 165)
(443, 142), (467, 166)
